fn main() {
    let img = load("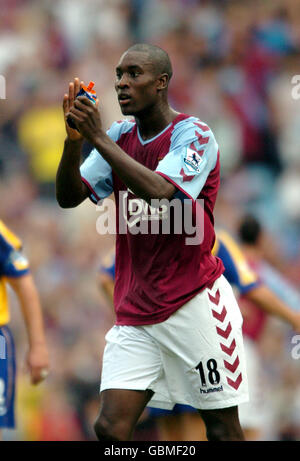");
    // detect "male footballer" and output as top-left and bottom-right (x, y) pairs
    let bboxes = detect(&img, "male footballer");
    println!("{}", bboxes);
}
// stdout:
(56, 44), (248, 441)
